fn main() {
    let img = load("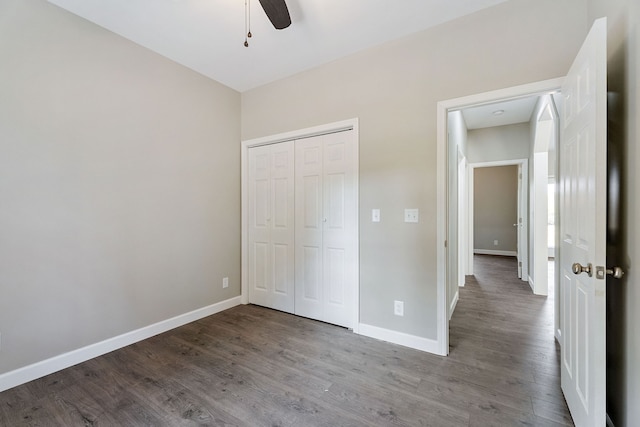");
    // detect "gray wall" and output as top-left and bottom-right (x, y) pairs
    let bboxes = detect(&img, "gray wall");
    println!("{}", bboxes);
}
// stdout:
(467, 123), (531, 164)
(241, 0), (588, 339)
(473, 166), (518, 252)
(587, 0), (640, 424)
(0, 0), (241, 374)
